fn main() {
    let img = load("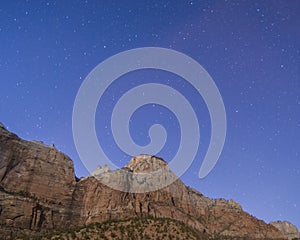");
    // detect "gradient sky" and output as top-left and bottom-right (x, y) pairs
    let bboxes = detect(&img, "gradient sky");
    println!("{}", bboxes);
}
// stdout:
(0, 0), (299, 229)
